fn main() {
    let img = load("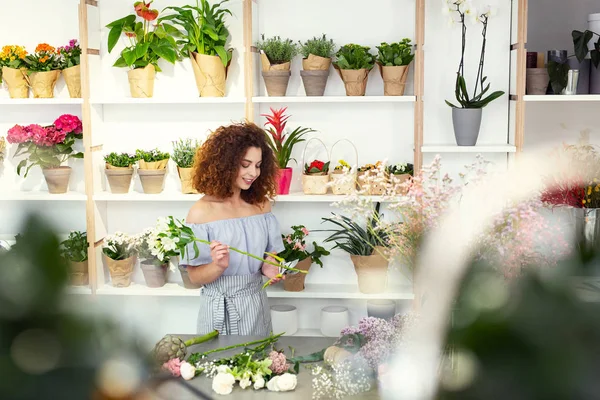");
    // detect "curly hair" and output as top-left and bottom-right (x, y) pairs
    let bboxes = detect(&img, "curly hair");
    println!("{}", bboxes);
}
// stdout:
(192, 122), (279, 204)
